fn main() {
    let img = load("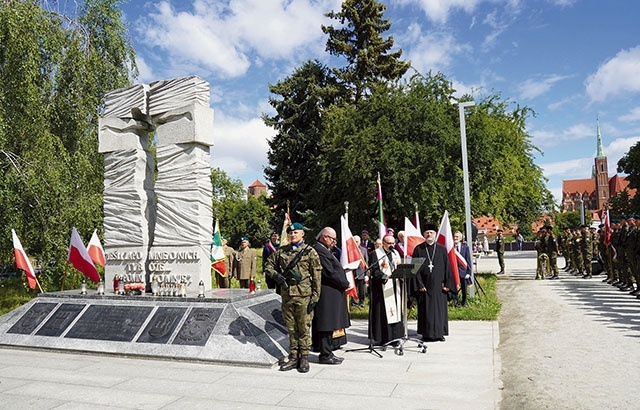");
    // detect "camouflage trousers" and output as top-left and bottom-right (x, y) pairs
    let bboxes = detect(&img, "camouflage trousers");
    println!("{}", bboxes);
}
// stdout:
(547, 252), (559, 276)
(582, 250), (592, 275)
(281, 292), (313, 355)
(536, 254), (549, 279)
